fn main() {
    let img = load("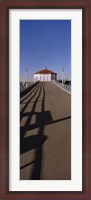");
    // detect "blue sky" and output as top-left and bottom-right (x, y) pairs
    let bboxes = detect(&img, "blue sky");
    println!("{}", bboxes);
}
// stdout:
(20, 20), (71, 81)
